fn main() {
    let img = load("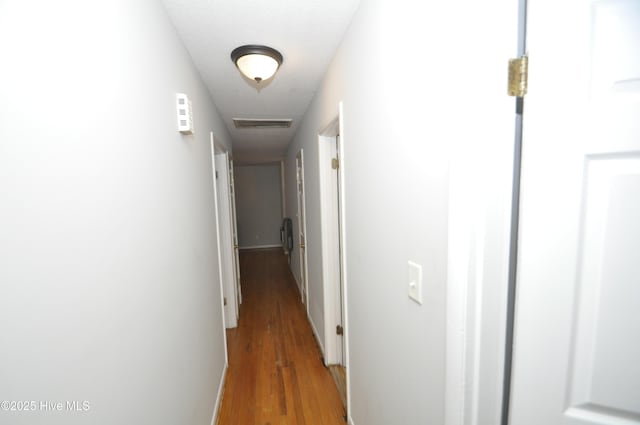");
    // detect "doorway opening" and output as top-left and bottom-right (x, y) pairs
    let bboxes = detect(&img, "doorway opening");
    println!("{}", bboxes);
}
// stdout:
(318, 103), (348, 412)
(295, 149), (309, 311)
(227, 157), (242, 307)
(211, 135), (241, 329)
